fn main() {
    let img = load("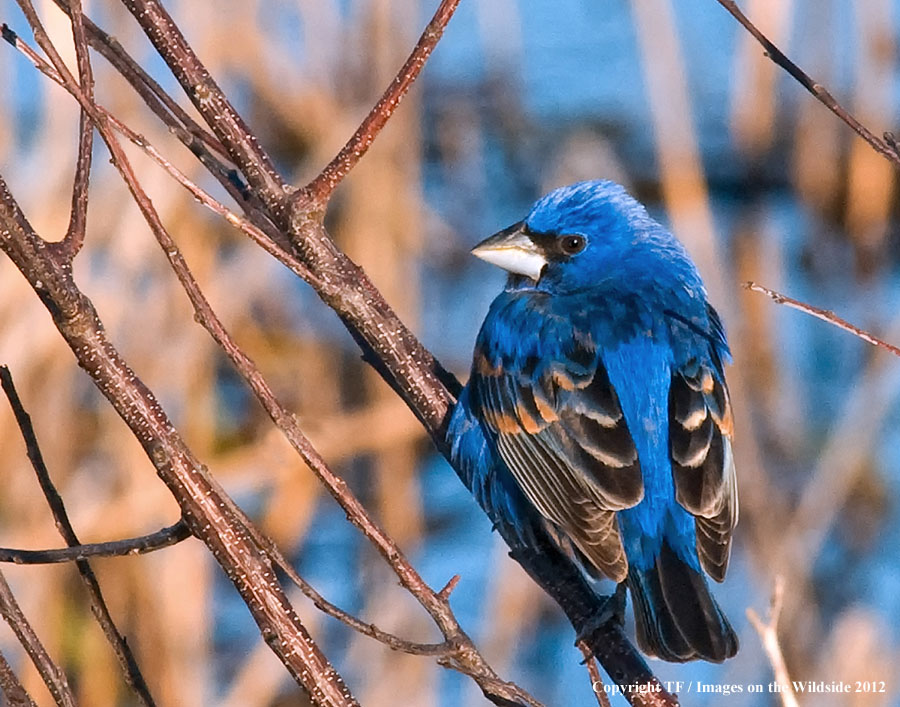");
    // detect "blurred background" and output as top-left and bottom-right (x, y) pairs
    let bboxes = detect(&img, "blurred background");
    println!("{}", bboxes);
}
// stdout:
(1, 0), (899, 704)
